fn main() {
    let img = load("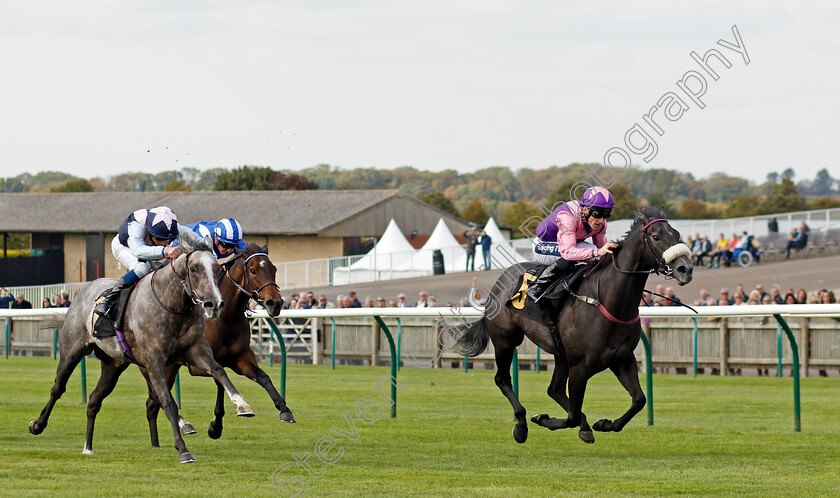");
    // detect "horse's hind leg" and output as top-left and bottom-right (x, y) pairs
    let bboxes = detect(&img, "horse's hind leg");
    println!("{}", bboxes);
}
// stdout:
(143, 364), (194, 448)
(83, 359), (129, 455)
(29, 342), (90, 435)
(593, 354), (646, 433)
(233, 353), (295, 423)
(531, 355), (573, 430)
(567, 364), (594, 443)
(494, 345), (528, 444)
